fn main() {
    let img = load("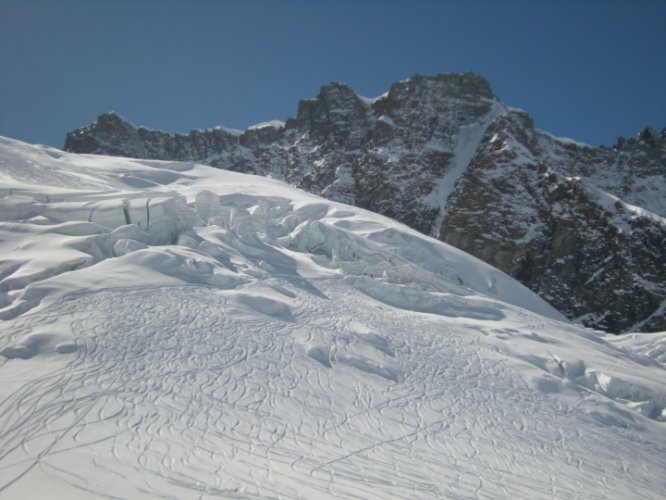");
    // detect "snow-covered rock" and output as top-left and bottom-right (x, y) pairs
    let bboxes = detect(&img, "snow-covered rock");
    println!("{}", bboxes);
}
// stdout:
(441, 111), (666, 333)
